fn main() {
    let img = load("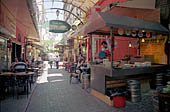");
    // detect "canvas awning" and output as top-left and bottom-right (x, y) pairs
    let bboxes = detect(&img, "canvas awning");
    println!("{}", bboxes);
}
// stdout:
(83, 11), (169, 35)
(2, 0), (39, 39)
(32, 42), (44, 50)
